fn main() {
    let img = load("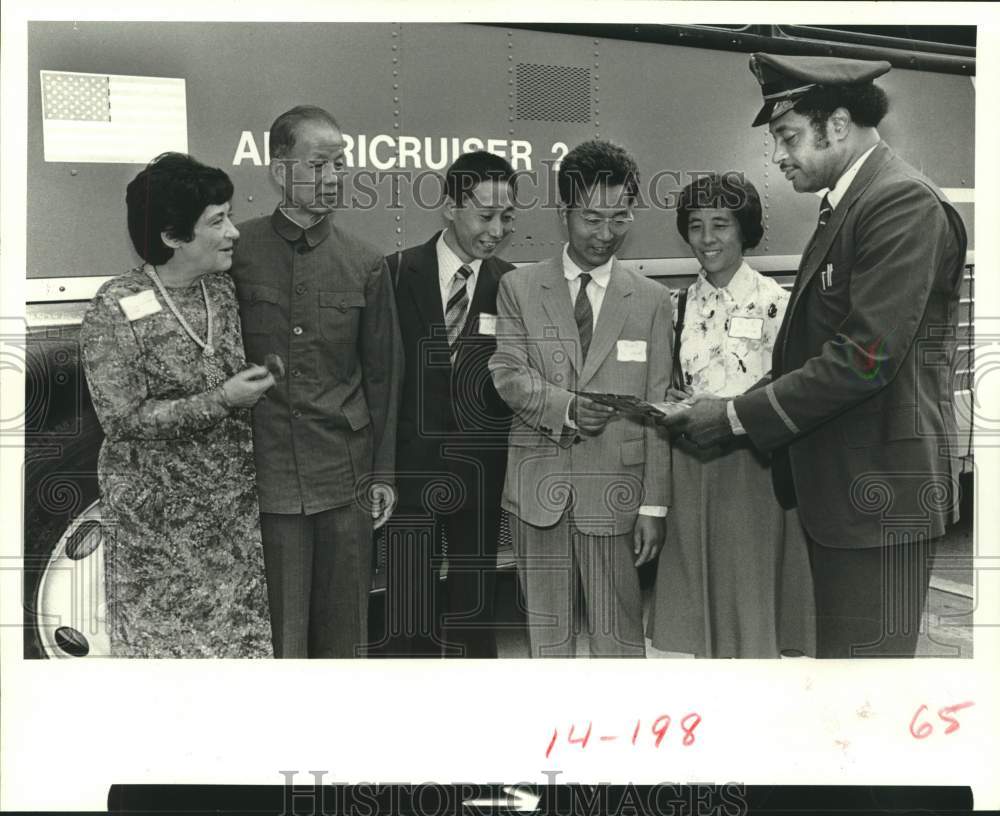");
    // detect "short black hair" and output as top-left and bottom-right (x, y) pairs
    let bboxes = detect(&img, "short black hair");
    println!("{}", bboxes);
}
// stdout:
(557, 139), (640, 209)
(793, 82), (890, 132)
(445, 151), (518, 205)
(125, 152), (234, 265)
(676, 172), (764, 250)
(268, 105), (341, 160)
